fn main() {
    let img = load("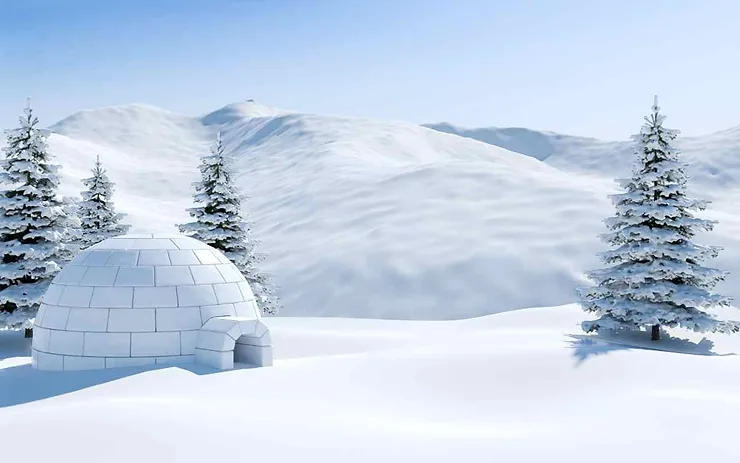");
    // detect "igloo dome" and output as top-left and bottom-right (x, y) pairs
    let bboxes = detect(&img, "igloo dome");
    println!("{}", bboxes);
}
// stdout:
(31, 234), (272, 371)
